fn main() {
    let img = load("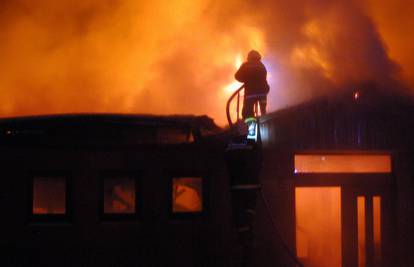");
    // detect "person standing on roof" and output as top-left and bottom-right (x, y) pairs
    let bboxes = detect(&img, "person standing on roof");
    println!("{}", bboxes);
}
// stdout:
(235, 50), (270, 119)
(235, 50), (269, 139)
